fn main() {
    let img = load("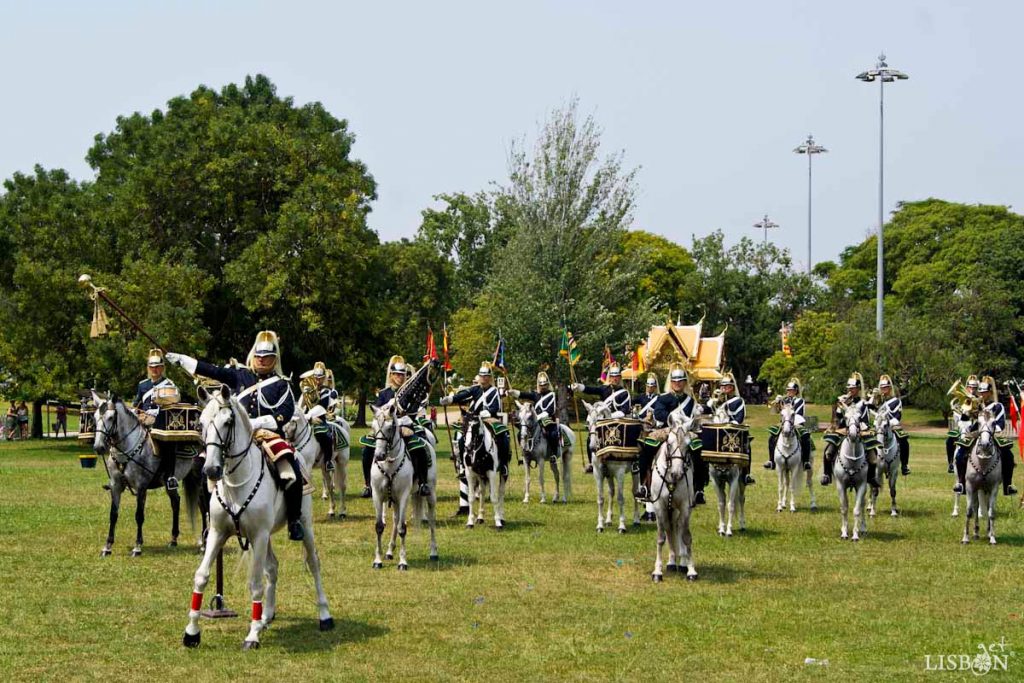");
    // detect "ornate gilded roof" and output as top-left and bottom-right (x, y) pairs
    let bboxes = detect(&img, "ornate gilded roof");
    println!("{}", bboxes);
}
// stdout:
(622, 317), (725, 381)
